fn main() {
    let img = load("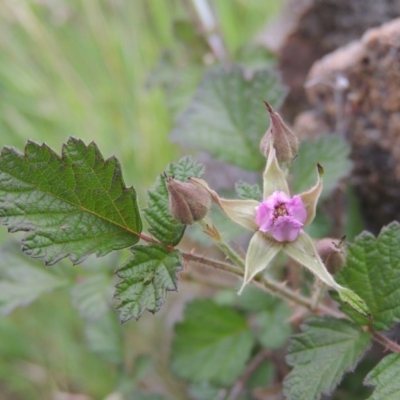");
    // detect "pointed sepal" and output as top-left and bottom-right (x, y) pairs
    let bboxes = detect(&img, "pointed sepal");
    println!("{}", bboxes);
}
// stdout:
(300, 163), (323, 226)
(239, 231), (282, 294)
(263, 143), (290, 199)
(284, 232), (342, 290)
(338, 287), (372, 322)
